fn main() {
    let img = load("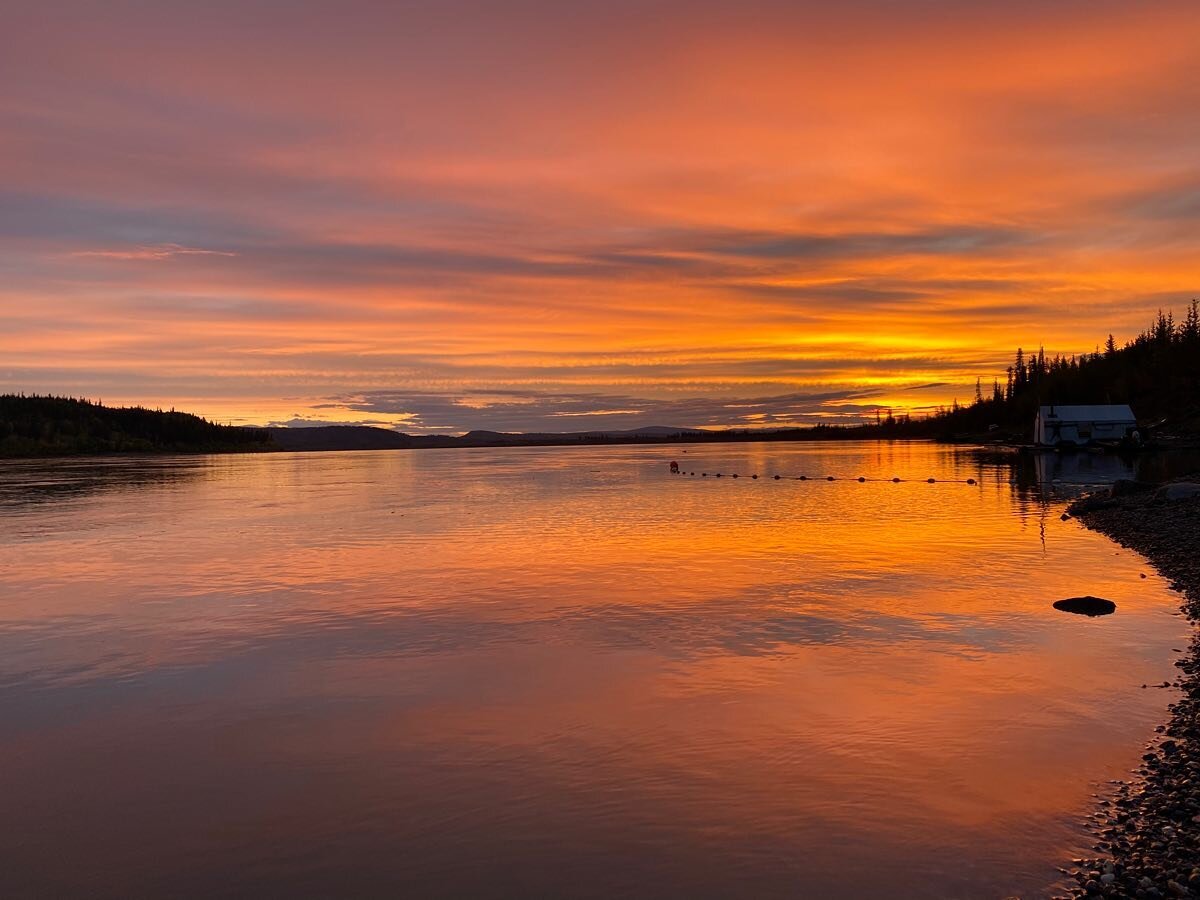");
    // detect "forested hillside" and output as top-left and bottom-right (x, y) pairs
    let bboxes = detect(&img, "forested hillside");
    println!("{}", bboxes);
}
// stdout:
(906, 301), (1200, 440)
(0, 395), (273, 456)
